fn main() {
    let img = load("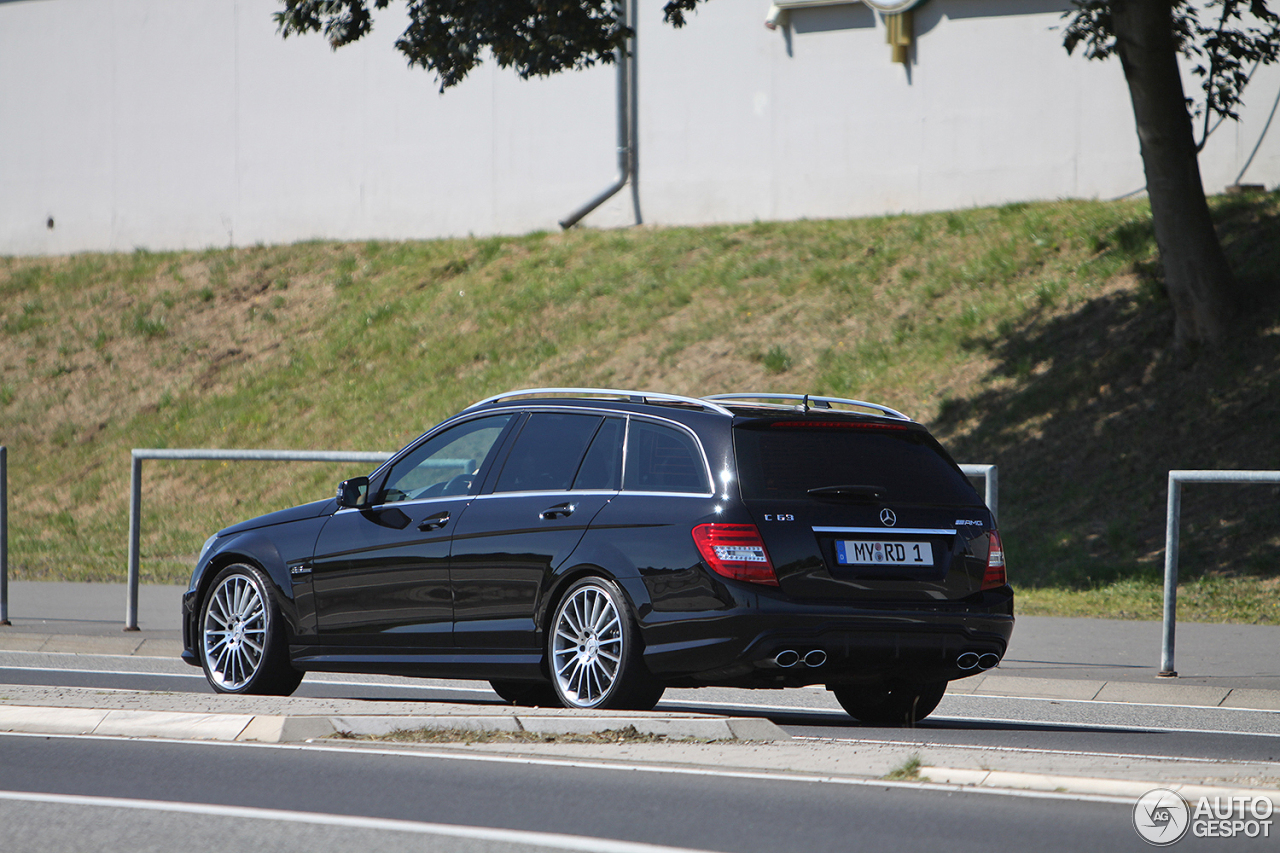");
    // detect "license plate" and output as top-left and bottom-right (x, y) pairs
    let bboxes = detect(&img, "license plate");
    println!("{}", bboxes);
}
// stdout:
(836, 540), (933, 566)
